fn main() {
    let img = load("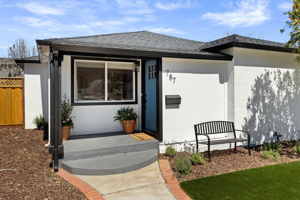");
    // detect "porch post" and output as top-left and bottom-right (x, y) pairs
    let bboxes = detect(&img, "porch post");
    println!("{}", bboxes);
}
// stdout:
(157, 58), (163, 142)
(49, 50), (63, 171)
